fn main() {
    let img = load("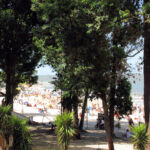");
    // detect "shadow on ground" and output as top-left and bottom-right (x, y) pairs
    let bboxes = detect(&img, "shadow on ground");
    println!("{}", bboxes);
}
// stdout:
(30, 122), (132, 150)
